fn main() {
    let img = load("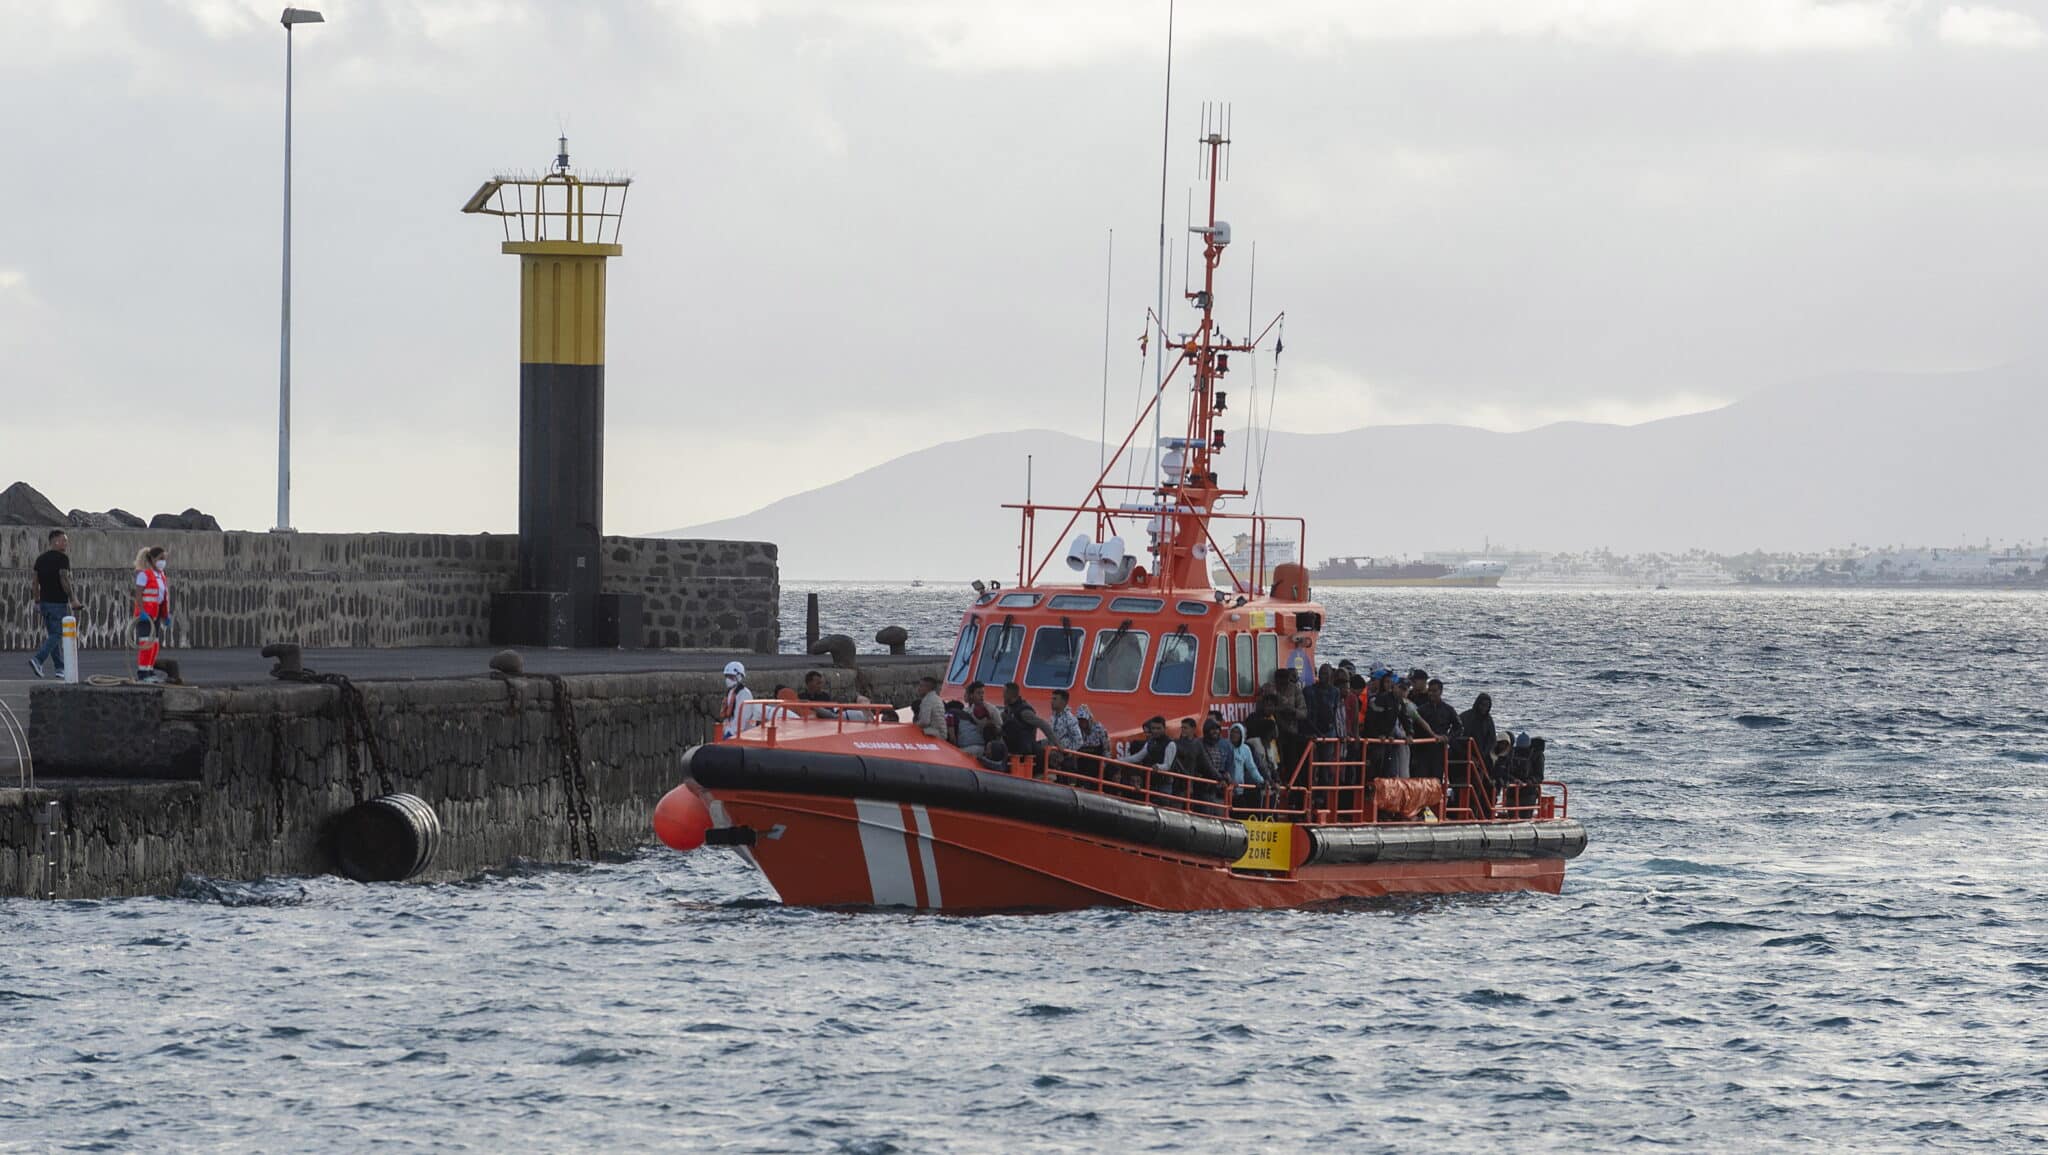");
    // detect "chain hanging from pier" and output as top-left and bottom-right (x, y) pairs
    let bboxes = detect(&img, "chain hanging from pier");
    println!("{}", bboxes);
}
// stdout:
(544, 674), (600, 860)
